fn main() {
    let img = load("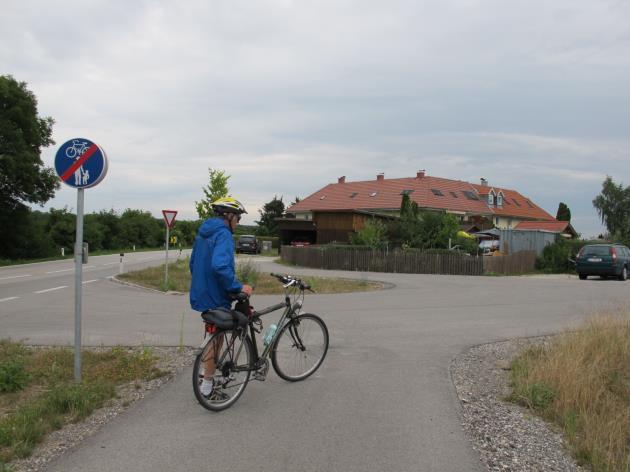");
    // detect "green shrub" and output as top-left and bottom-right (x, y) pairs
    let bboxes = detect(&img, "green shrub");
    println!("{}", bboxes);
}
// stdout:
(237, 258), (260, 287)
(0, 358), (29, 393)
